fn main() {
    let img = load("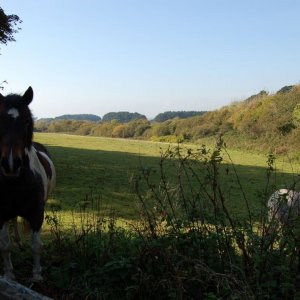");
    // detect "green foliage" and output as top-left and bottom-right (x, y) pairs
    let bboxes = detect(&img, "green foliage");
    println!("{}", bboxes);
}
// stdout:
(276, 85), (295, 94)
(91, 120), (119, 137)
(152, 120), (175, 136)
(111, 119), (150, 138)
(102, 111), (146, 123)
(278, 122), (296, 135)
(34, 84), (300, 155)
(34, 120), (49, 132)
(133, 120), (151, 137)
(293, 103), (300, 125)
(153, 110), (207, 122)
(131, 142), (300, 299)
(53, 114), (101, 122)
(150, 134), (184, 143)
(46, 120), (86, 133)
(244, 90), (268, 102)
